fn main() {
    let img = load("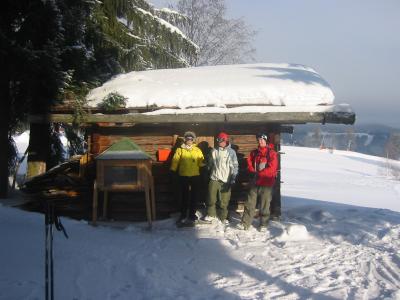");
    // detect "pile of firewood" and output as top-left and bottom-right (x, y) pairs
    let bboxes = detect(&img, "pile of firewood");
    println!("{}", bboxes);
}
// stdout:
(20, 156), (94, 219)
